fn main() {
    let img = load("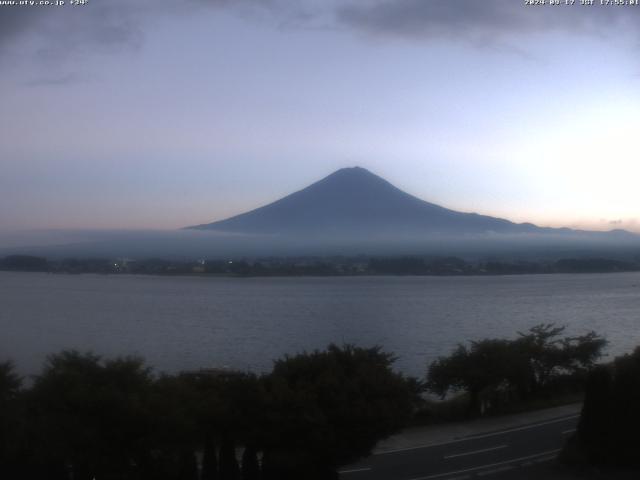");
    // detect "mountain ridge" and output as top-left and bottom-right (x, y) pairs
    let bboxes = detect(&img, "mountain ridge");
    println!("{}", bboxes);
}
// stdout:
(186, 167), (630, 237)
